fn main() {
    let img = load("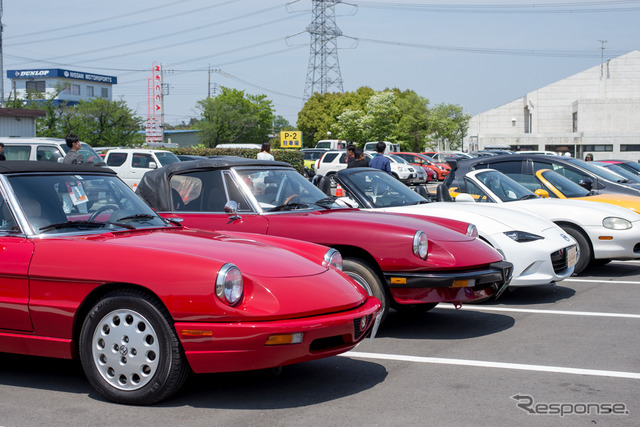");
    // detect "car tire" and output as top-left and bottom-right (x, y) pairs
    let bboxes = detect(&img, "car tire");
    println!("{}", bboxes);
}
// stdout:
(559, 224), (591, 275)
(343, 258), (389, 320)
(79, 289), (190, 405)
